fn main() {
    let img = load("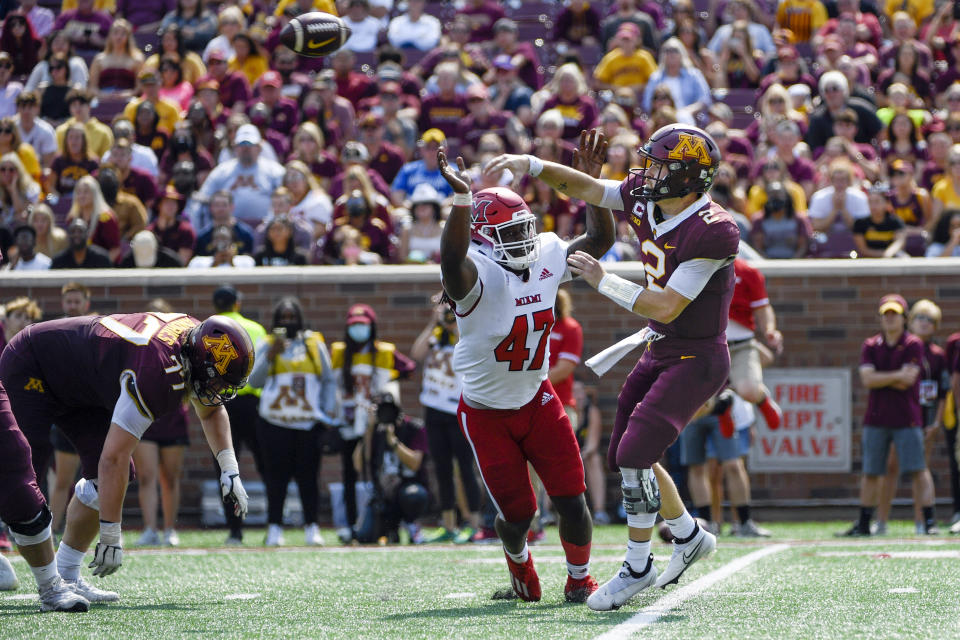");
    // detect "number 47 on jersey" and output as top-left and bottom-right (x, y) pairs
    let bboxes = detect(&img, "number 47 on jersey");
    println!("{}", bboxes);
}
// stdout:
(494, 309), (555, 372)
